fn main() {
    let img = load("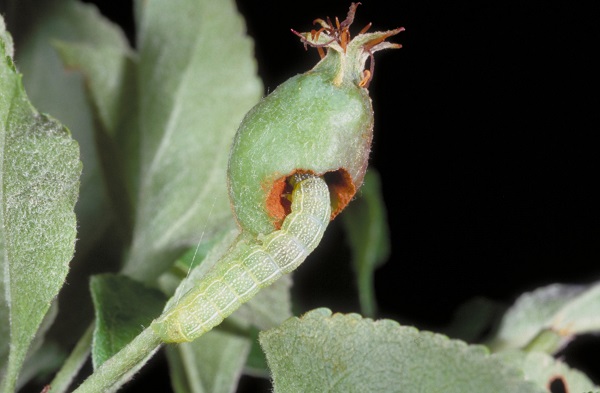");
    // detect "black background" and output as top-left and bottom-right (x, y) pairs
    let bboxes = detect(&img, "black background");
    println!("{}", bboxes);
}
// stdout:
(72, 0), (600, 391)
